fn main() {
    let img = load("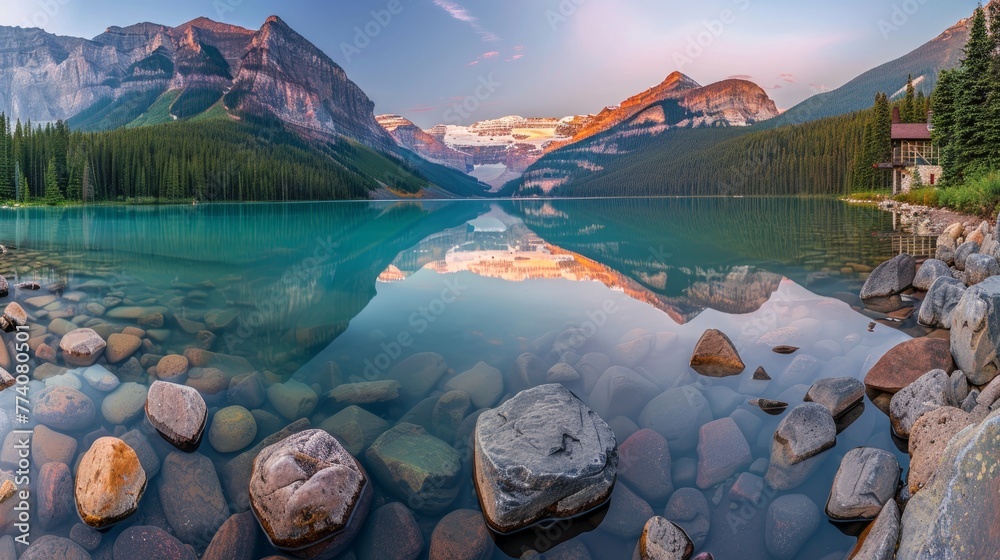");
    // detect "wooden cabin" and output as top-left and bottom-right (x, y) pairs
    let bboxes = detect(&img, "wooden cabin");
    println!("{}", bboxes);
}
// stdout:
(888, 107), (940, 194)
